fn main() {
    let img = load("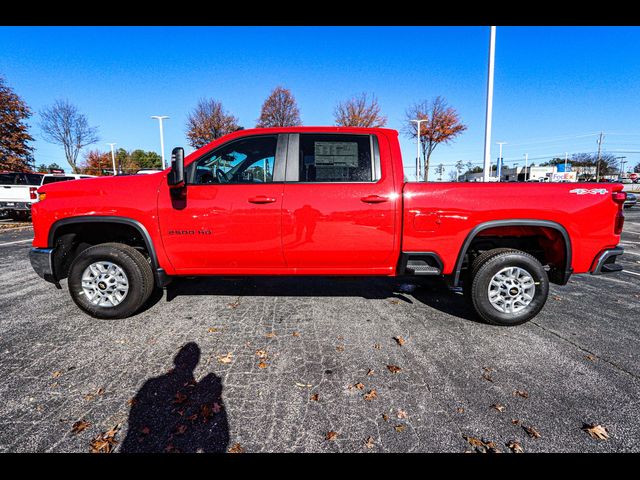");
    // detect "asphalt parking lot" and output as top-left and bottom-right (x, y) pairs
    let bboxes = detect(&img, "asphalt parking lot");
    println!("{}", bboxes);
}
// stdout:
(0, 211), (639, 453)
